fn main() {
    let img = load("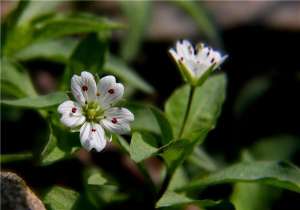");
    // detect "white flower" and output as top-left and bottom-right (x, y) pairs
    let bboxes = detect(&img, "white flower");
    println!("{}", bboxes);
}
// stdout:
(169, 40), (227, 85)
(58, 71), (134, 152)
